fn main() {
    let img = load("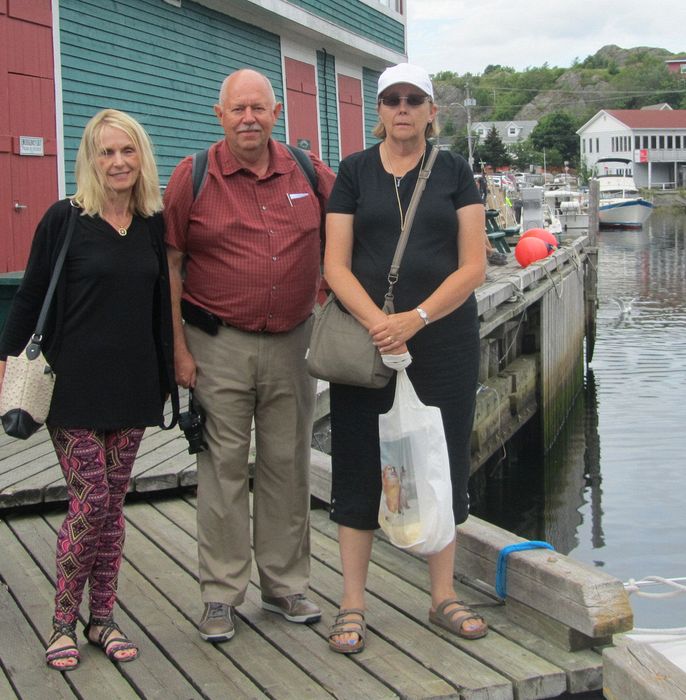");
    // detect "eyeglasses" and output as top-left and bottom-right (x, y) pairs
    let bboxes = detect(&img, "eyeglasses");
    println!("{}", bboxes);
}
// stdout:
(378, 94), (431, 107)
